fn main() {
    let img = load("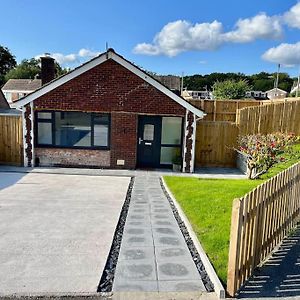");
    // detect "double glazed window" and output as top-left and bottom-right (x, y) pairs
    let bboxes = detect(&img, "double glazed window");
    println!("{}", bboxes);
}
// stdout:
(160, 117), (182, 164)
(35, 111), (110, 149)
